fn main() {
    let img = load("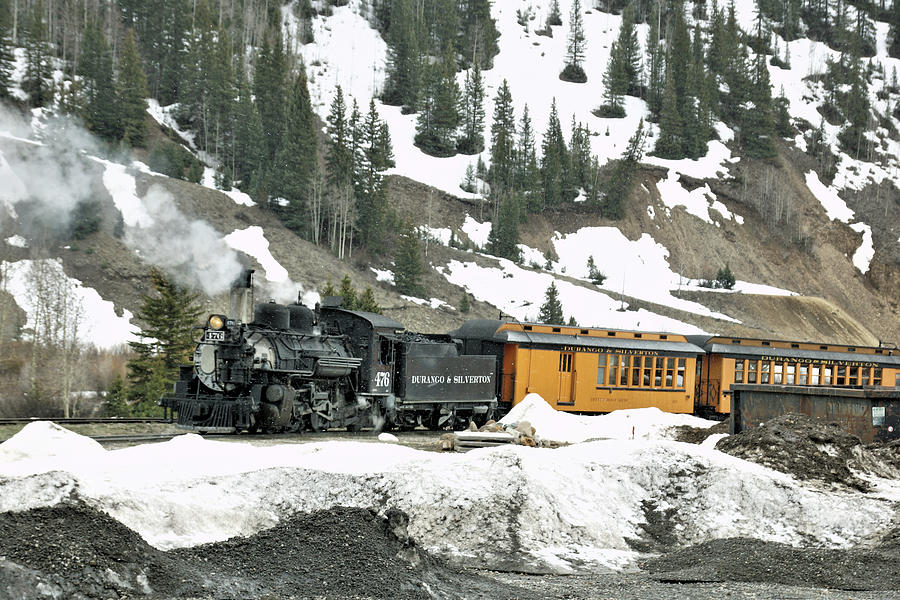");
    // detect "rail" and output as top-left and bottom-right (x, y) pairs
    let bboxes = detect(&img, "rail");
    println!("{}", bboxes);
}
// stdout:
(0, 417), (171, 425)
